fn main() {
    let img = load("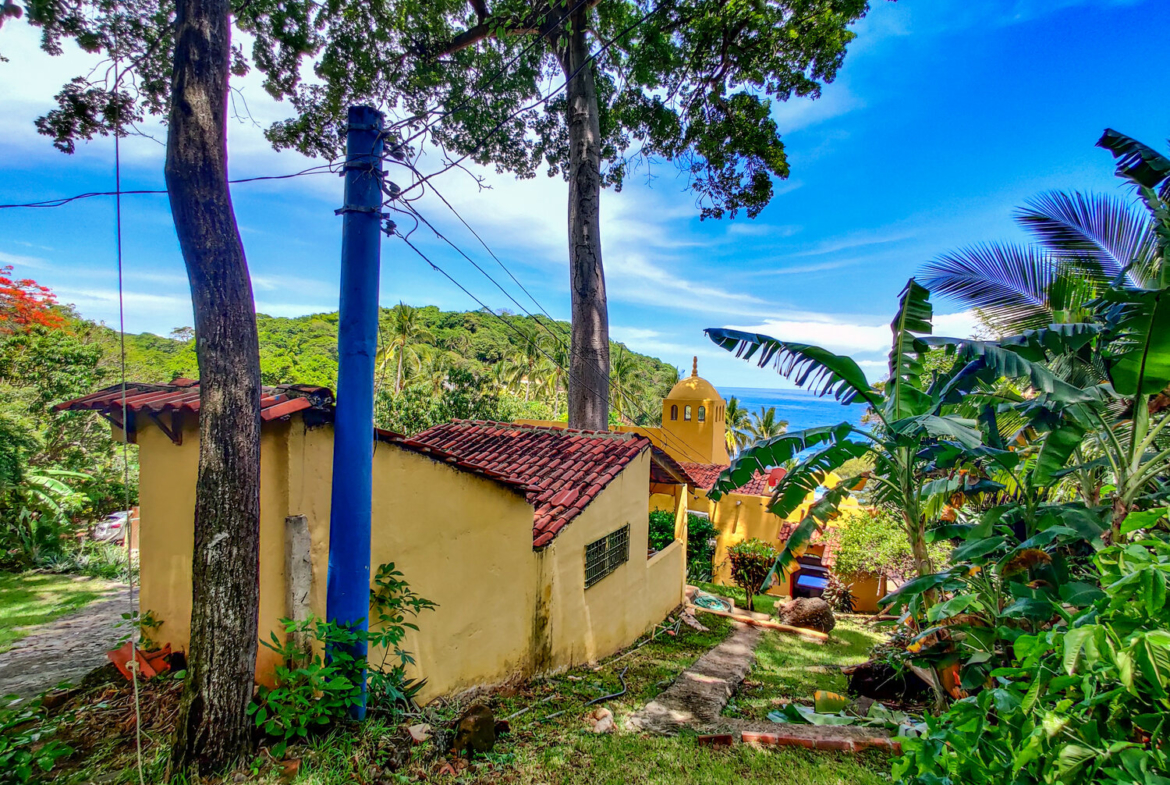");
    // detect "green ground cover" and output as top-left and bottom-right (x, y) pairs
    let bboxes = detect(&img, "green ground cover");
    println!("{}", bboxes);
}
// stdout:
(728, 620), (884, 722)
(0, 571), (115, 652)
(43, 607), (891, 784)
